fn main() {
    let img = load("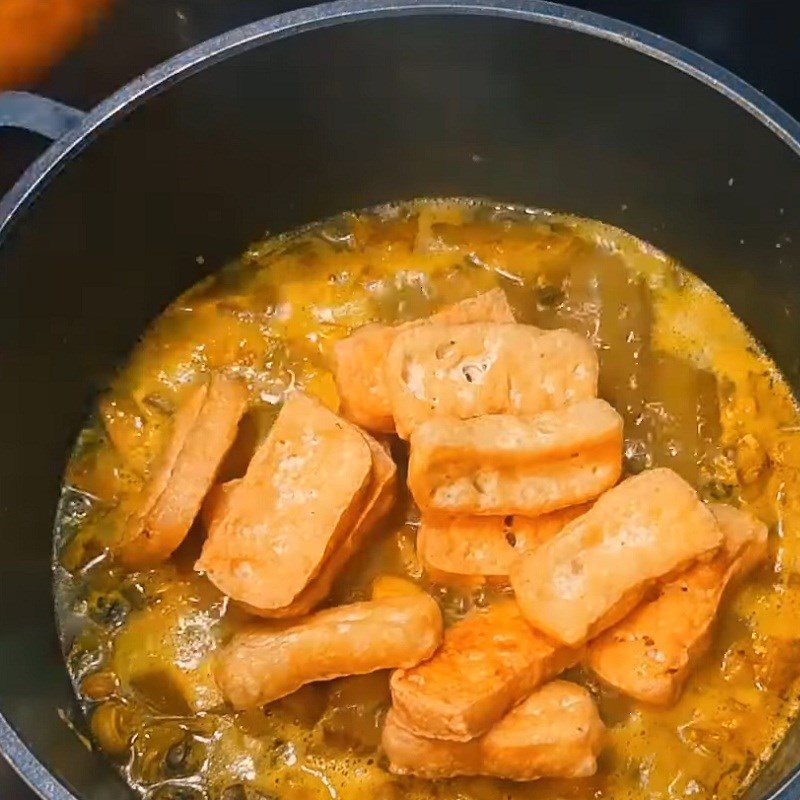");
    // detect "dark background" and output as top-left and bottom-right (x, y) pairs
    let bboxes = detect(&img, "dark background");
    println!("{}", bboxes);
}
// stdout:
(1, 1), (798, 797)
